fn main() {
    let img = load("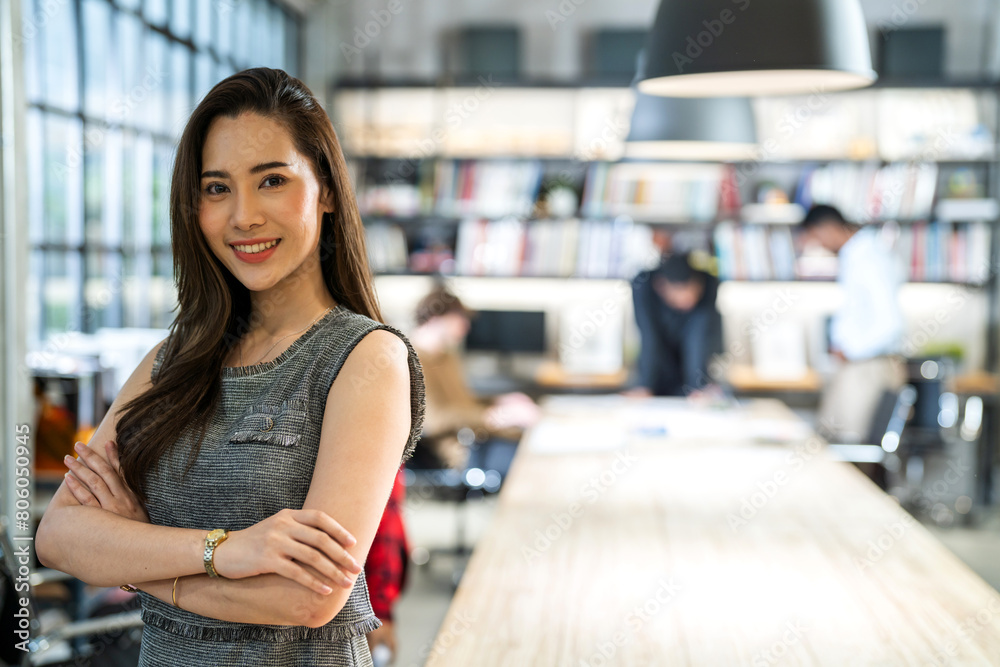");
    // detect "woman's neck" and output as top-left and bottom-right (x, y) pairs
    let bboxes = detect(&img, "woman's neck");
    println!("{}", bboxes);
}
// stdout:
(245, 263), (337, 338)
